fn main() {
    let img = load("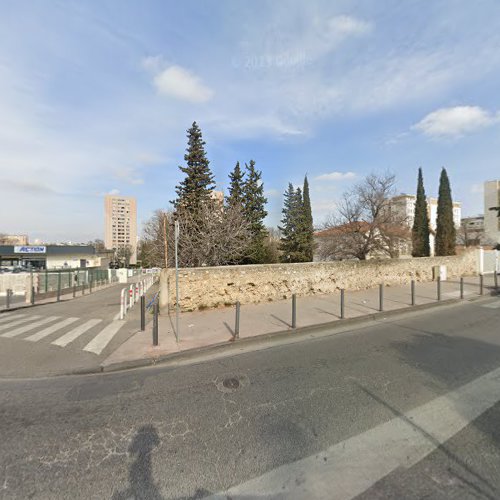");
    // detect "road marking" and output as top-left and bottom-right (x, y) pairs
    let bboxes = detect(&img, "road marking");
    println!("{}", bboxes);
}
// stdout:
(83, 320), (124, 355)
(209, 366), (500, 500)
(1, 316), (60, 338)
(113, 312), (120, 320)
(0, 314), (27, 324)
(481, 301), (500, 309)
(52, 318), (103, 347)
(0, 315), (41, 332)
(25, 317), (79, 342)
